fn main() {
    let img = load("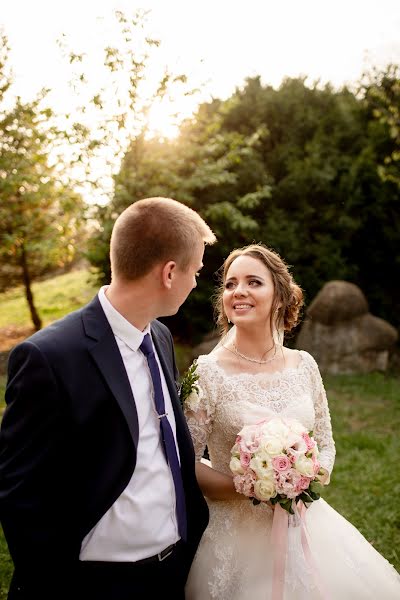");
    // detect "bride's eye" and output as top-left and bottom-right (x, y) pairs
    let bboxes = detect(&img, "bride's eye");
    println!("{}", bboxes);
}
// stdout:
(249, 279), (262, 286)
(225, 281), (236, 289)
